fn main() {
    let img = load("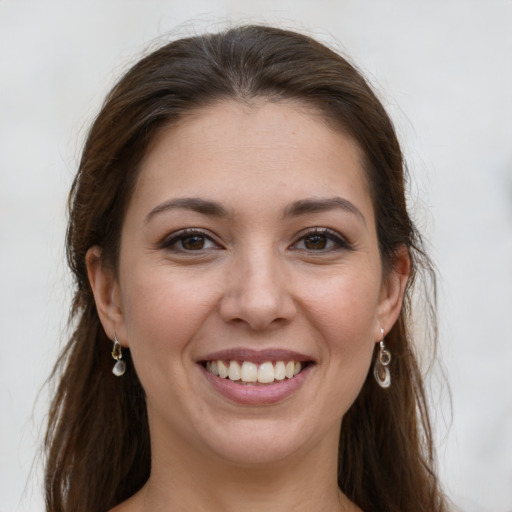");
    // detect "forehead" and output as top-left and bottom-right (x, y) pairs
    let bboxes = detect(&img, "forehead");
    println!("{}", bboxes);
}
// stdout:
(130, 100), (373, 219)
